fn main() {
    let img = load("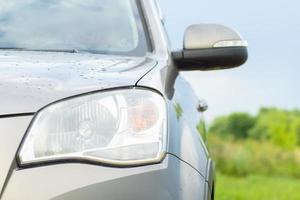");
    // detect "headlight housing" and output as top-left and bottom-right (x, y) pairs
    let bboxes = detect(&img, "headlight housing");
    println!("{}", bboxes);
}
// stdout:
(18, 88), (167, 167)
